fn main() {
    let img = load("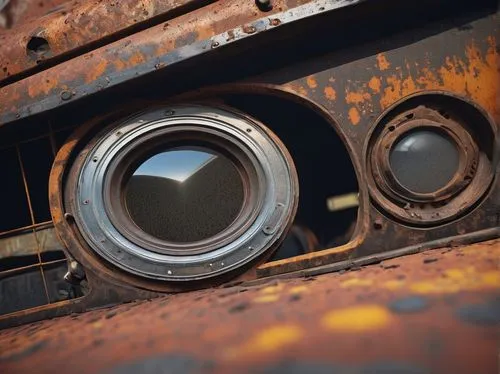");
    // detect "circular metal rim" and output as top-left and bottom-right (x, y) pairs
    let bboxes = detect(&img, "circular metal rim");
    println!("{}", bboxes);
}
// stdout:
(372, 117), (478, 203)
(367, 103), (493, 226)
(104, 125), (264, 255)
(70, 105), (298, 281)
